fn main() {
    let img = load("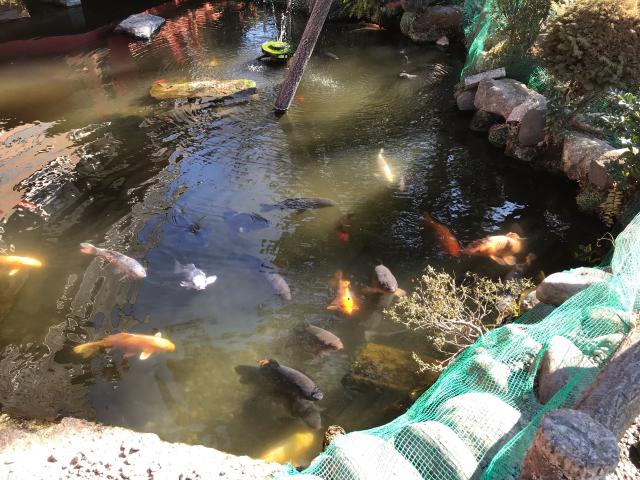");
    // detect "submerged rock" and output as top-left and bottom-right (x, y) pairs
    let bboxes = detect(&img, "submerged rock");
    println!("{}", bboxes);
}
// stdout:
(488, 123), (510, 147)
(150, 79), (257, 101)
(534, 336), (597, 404)
(536, 267), (612, 306)
(470, 110), (501, 133)
(115, 13), (165, 41)
(456, 89), (477, 112)
(348, 343), (437, 393)
(408, 6), (462, 44)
